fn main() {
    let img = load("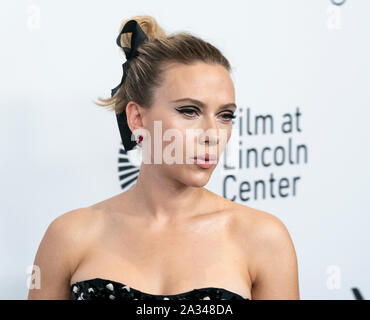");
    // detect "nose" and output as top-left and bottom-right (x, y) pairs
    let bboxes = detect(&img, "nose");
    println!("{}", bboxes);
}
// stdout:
(198, 116), (219, 146)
